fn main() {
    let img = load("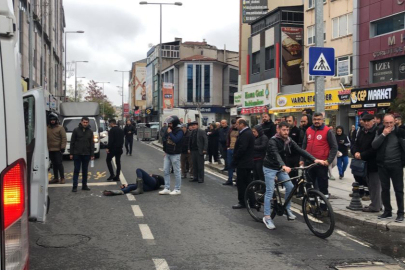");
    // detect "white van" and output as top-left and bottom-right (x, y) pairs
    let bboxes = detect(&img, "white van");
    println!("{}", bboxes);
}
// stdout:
(0, 0), (49, 268)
